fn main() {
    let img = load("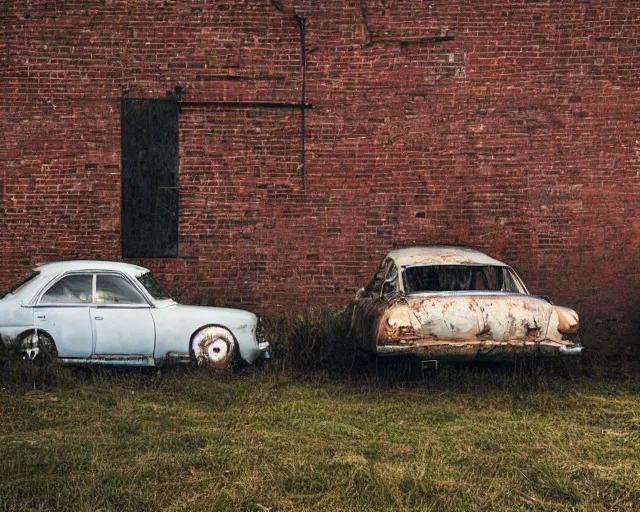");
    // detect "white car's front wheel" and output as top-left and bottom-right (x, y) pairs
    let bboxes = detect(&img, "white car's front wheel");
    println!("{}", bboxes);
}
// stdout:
(191, 326), (237, 369)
